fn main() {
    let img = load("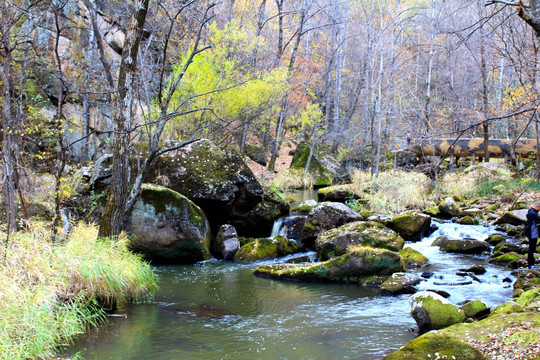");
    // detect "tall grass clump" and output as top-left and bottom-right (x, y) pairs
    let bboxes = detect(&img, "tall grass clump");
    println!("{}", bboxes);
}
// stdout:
(351, 170), (432, 213)
(0, 222), (158, 360)
(440, 163), (514, 198)
(270, 169), (315, 191)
